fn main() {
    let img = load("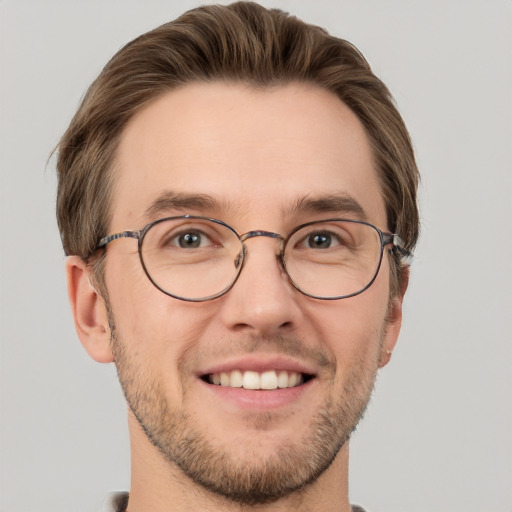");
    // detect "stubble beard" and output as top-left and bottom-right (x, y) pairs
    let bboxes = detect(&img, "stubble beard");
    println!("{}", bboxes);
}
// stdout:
(108, 309), (381, 506)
